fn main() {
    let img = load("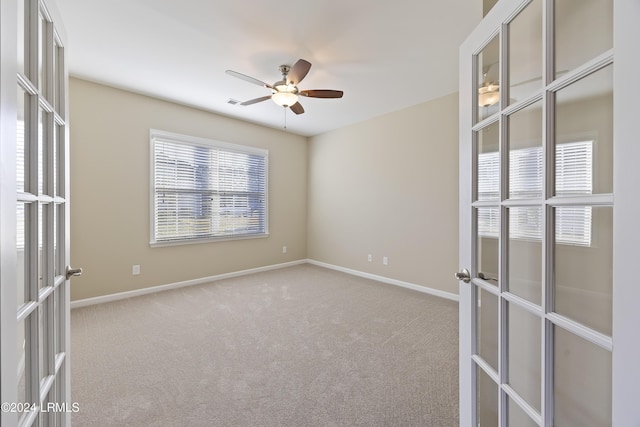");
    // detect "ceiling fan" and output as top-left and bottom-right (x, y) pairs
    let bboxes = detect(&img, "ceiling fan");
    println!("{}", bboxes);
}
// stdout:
(225, 59), (343, 115)
(478, 62), (569, 107)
